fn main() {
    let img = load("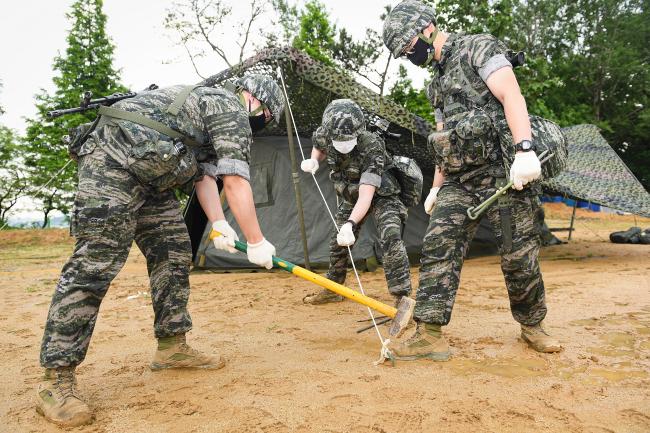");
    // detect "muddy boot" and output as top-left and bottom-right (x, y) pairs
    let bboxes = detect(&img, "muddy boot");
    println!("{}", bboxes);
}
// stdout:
(302, 289), (344, 305)
(35, 367), (93, 427)
(386, 322), (450, 361)
(521, 321), (562, 353)
(150, 334), (226, 371)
